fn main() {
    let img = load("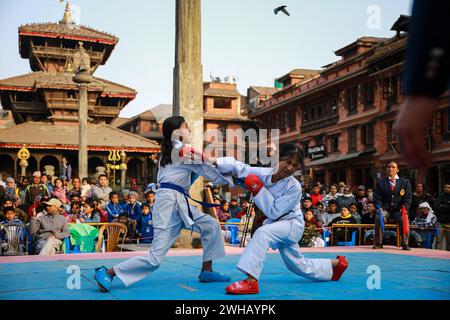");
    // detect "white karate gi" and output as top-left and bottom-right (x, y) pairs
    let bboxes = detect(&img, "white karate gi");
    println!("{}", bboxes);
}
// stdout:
(114, 148), (233, 287)
(216, 157), (333, 281)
